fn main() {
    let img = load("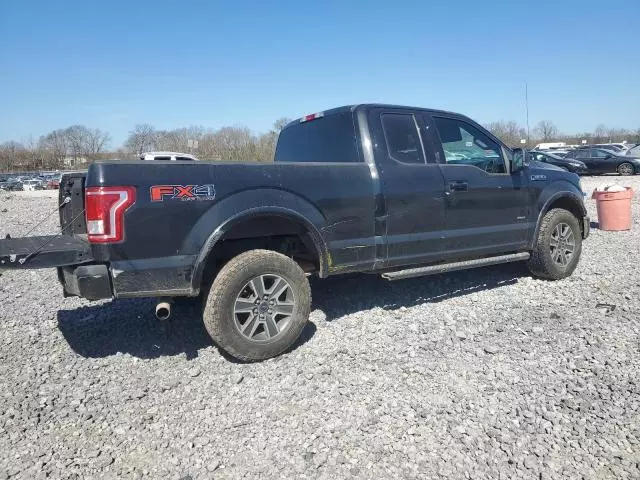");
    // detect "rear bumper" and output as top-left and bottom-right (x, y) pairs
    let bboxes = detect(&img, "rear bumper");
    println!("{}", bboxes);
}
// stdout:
(57, 255), (197, 300)
(58, 264), (113, 300)
(1, 235), (196, 300)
